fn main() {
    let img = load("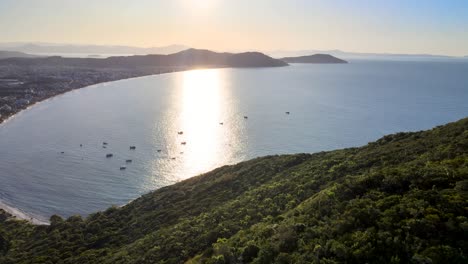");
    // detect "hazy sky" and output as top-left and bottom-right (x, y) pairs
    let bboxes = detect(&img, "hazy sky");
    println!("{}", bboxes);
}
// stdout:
(1, 0), (467, 55)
